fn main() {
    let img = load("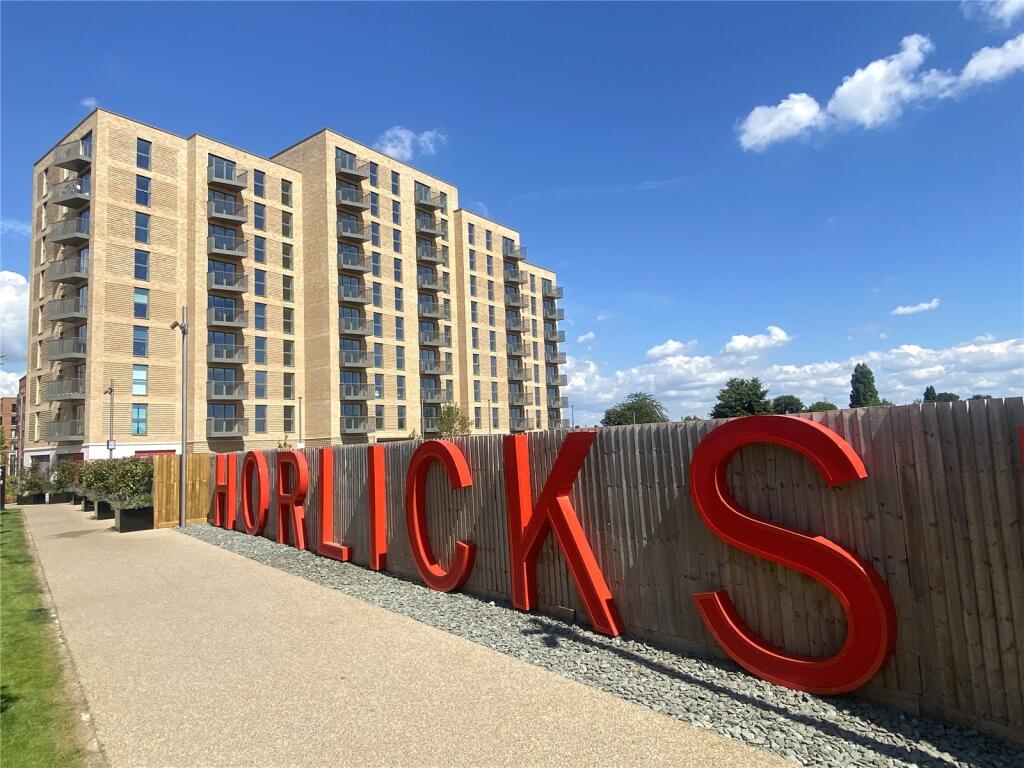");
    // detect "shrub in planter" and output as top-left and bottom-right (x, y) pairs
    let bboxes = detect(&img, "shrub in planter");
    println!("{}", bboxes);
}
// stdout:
(14, 468), (50, 505)
(47, 460), (77, 503)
